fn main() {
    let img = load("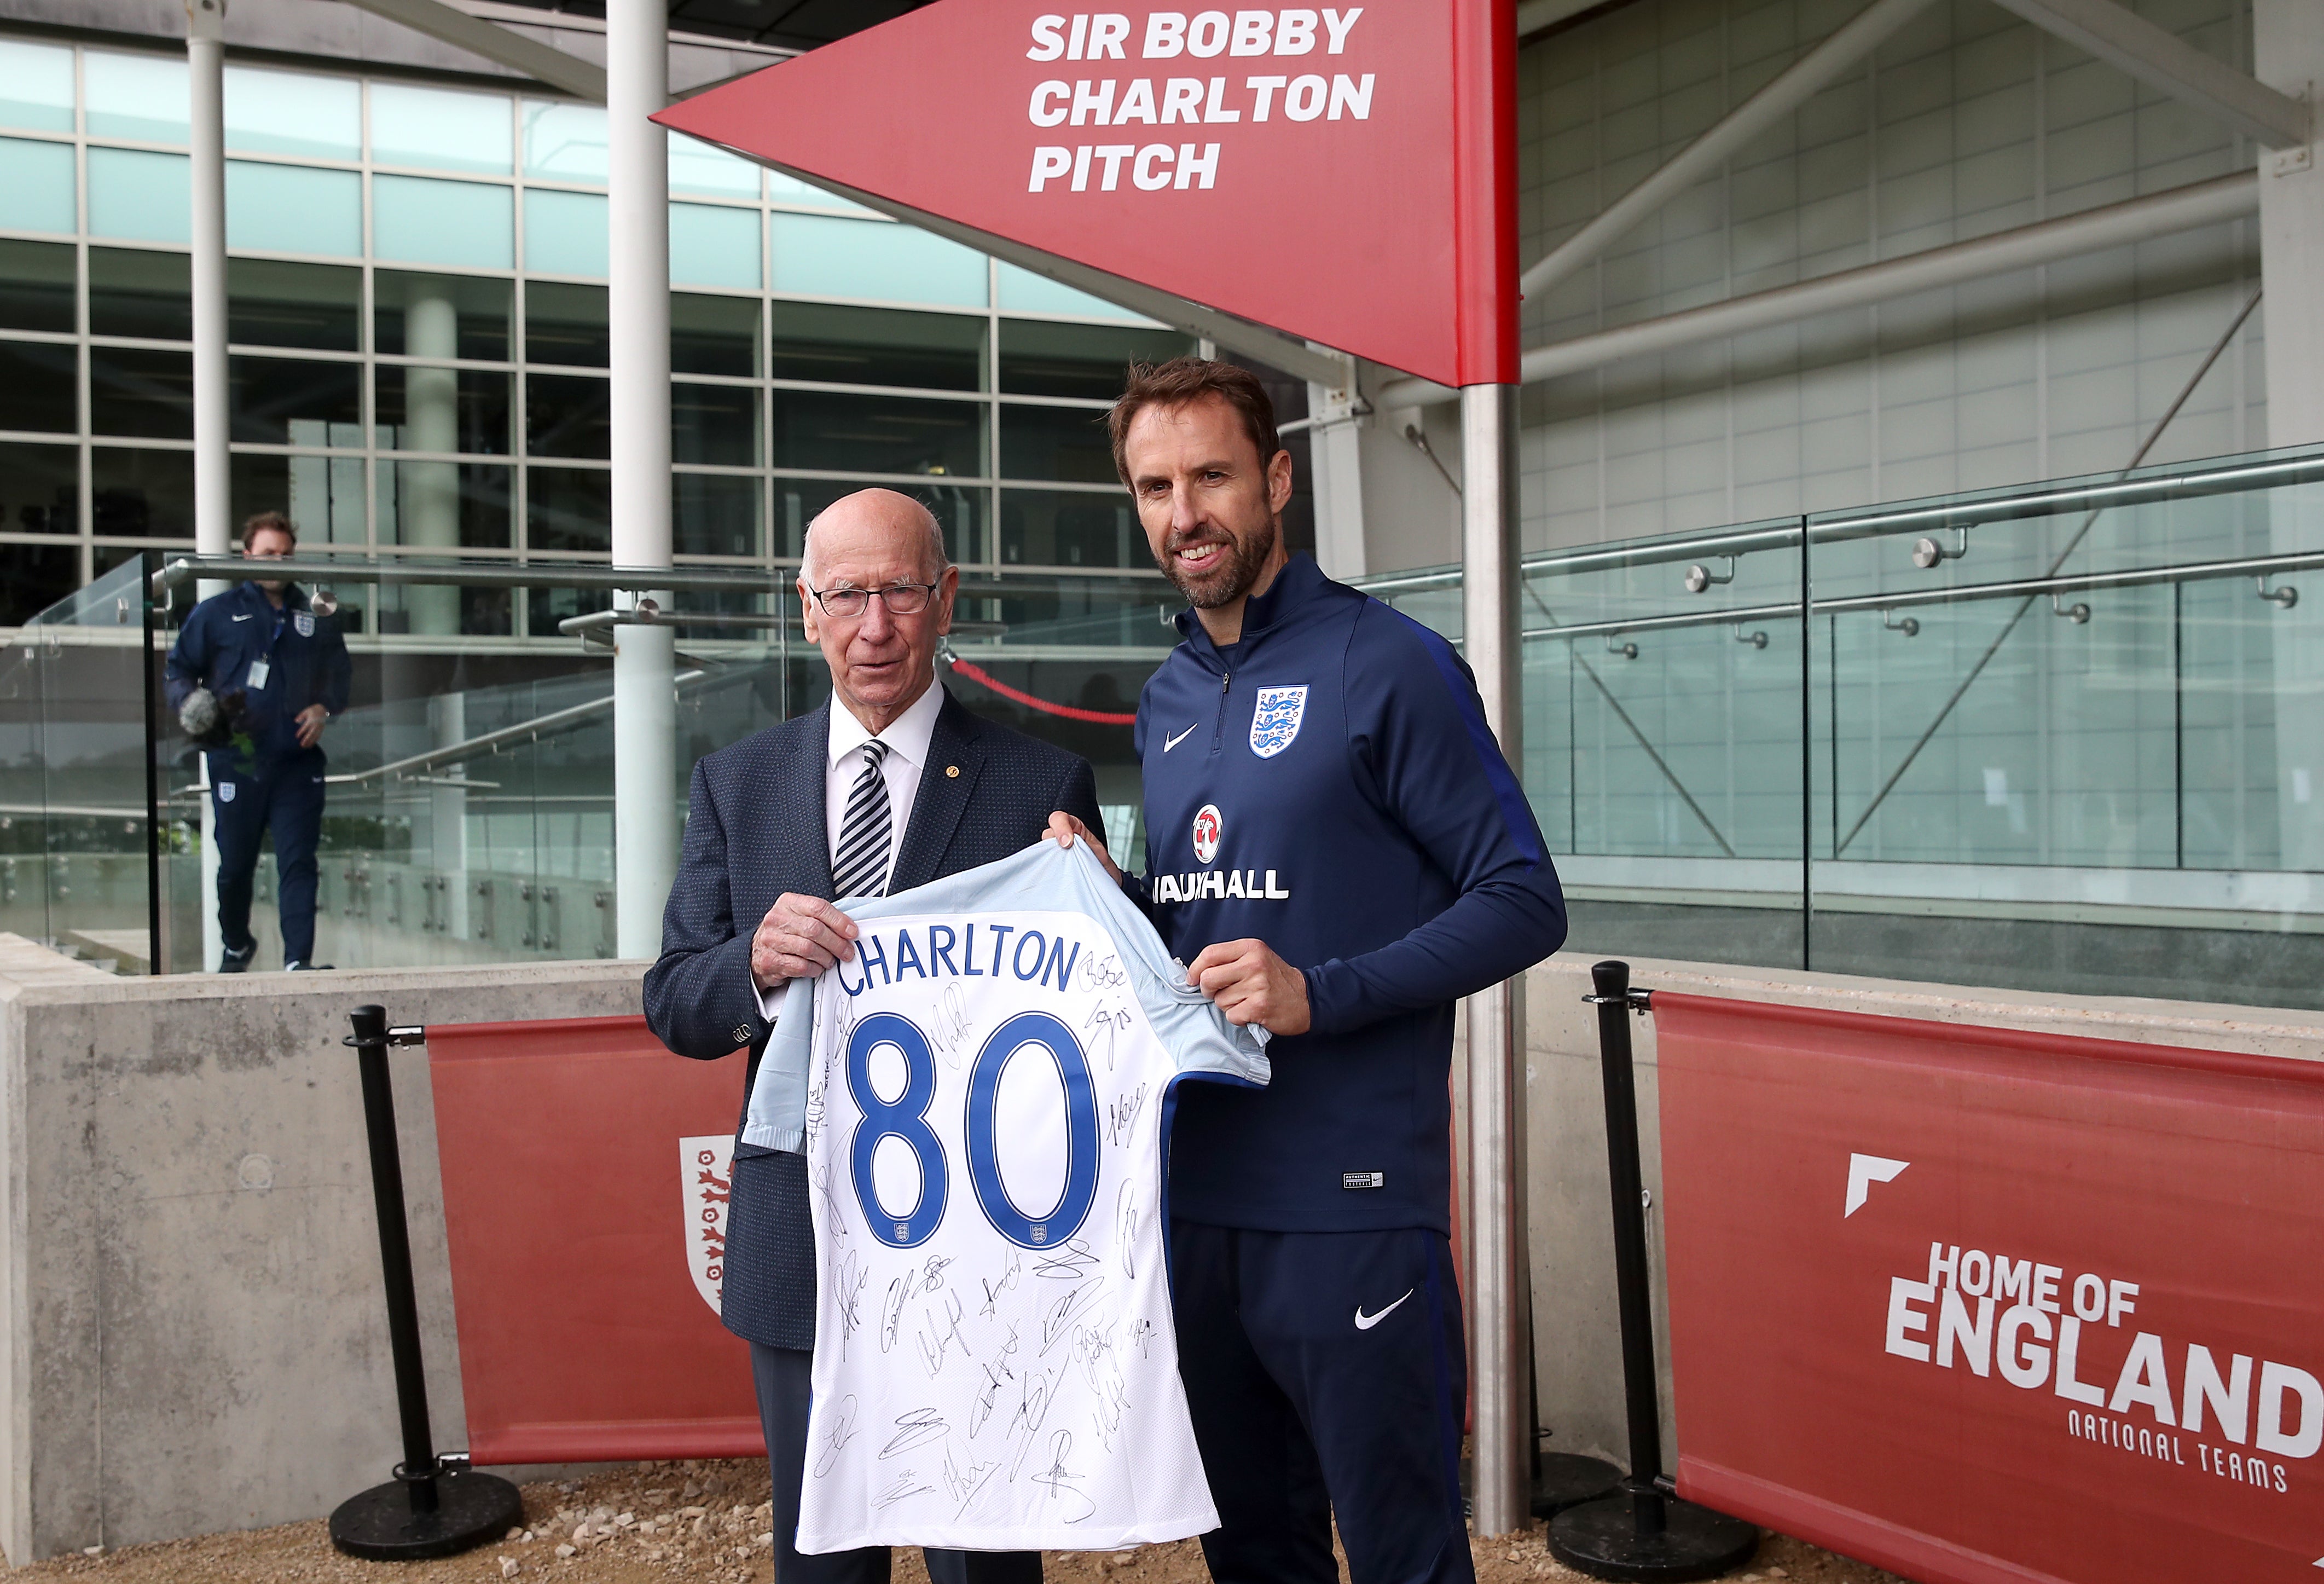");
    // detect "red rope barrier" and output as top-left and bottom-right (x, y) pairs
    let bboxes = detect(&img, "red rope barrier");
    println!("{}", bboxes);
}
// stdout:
(946, 656), (1137, 725)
